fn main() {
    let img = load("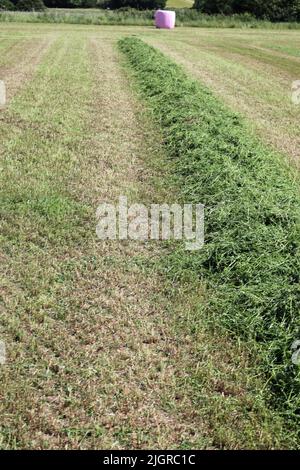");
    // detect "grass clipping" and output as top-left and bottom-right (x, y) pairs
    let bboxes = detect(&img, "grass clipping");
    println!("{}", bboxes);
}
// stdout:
(119, 37), (300, 423)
